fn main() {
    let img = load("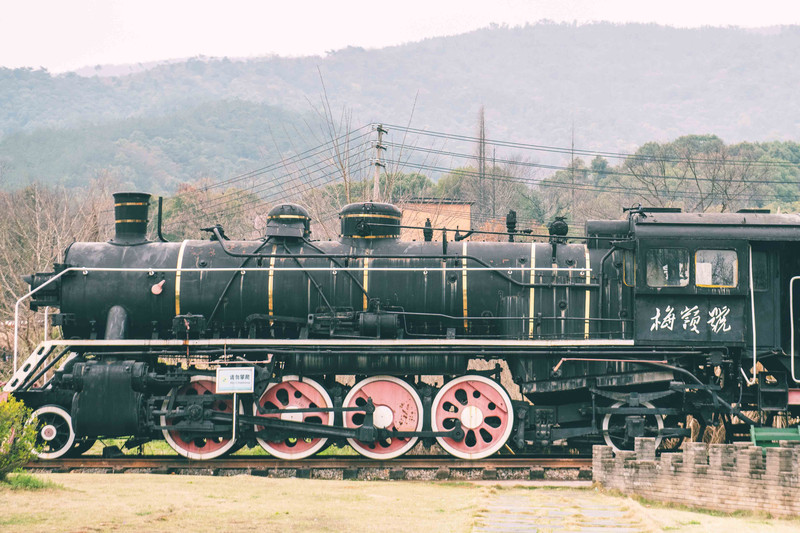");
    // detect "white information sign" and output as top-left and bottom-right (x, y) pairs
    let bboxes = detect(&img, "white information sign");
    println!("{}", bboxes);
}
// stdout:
(216, 367), (255, 394)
